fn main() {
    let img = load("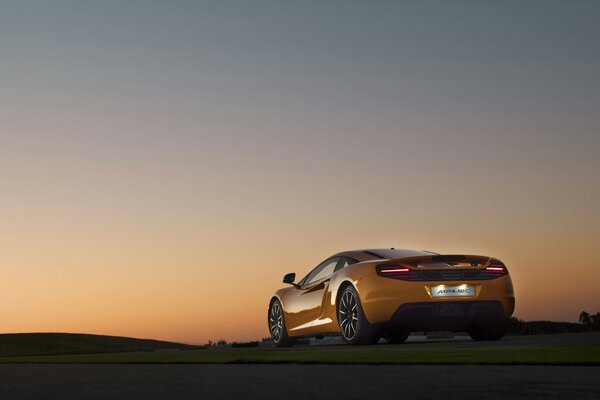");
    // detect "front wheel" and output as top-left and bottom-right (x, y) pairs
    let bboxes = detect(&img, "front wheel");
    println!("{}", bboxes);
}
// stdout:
(268, 299), (295, 347)
(338, 286), (381, 345)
